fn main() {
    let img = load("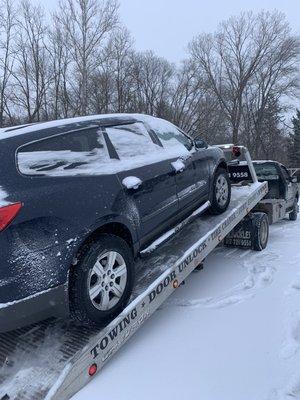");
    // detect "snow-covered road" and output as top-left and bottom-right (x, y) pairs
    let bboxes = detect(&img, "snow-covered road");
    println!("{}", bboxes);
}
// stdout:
(73, 216), (300, 400)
